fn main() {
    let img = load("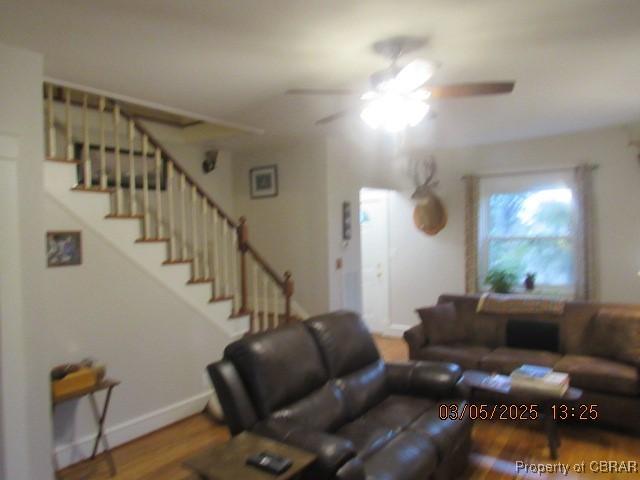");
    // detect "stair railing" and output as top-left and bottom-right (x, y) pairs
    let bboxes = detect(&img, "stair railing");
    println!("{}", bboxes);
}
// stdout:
(43, 83), (295, 332)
